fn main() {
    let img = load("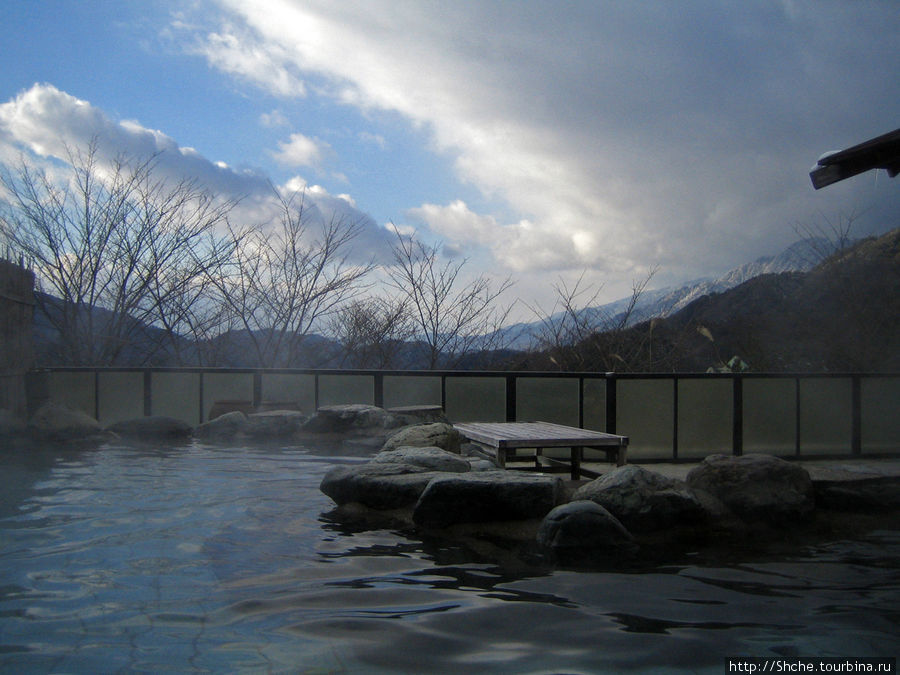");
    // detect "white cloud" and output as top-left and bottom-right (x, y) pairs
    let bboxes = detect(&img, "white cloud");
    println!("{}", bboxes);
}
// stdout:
(271, 132), (326, 168)
(259, 109), (289, 128)
(0, 83), (393, 265)
(186, 0), (899, 290)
